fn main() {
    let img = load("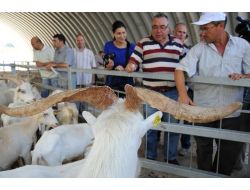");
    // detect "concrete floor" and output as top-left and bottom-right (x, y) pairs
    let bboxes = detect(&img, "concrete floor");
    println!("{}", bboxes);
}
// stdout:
(138, 134), (250, 178)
